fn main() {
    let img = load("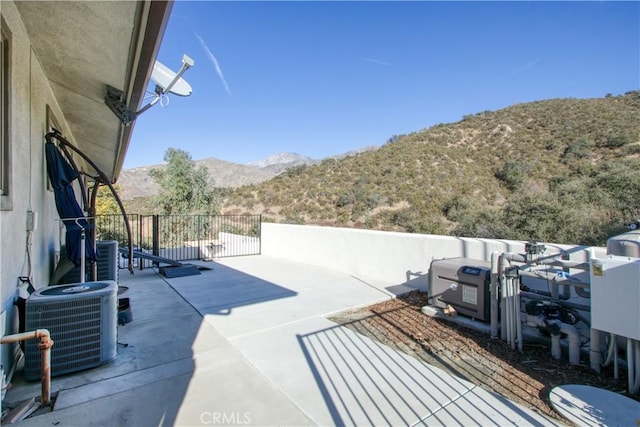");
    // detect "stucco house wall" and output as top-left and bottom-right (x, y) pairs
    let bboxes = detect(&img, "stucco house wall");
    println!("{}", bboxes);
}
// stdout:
(0, 1), (76, 380)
